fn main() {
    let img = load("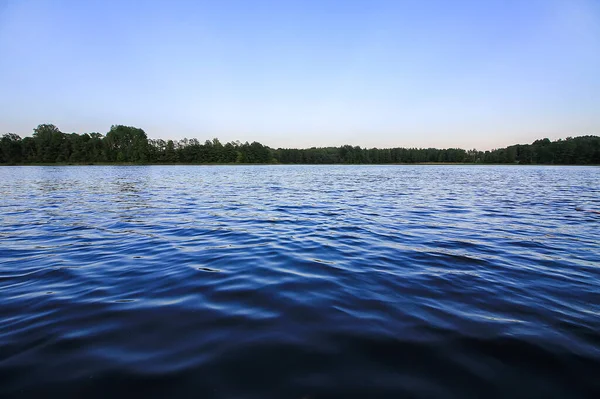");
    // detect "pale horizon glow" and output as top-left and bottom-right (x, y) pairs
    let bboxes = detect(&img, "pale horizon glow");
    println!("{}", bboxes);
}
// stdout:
(1, 0), (599, 151)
